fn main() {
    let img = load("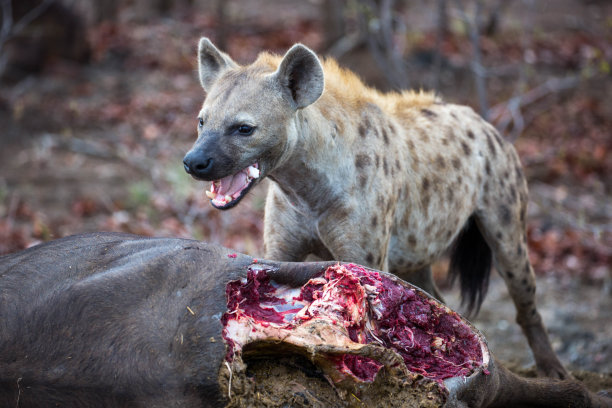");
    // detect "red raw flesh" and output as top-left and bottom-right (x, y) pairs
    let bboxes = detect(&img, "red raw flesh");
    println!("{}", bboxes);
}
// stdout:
(222, 264), (483, 383)
(224, 268), (295, 325)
